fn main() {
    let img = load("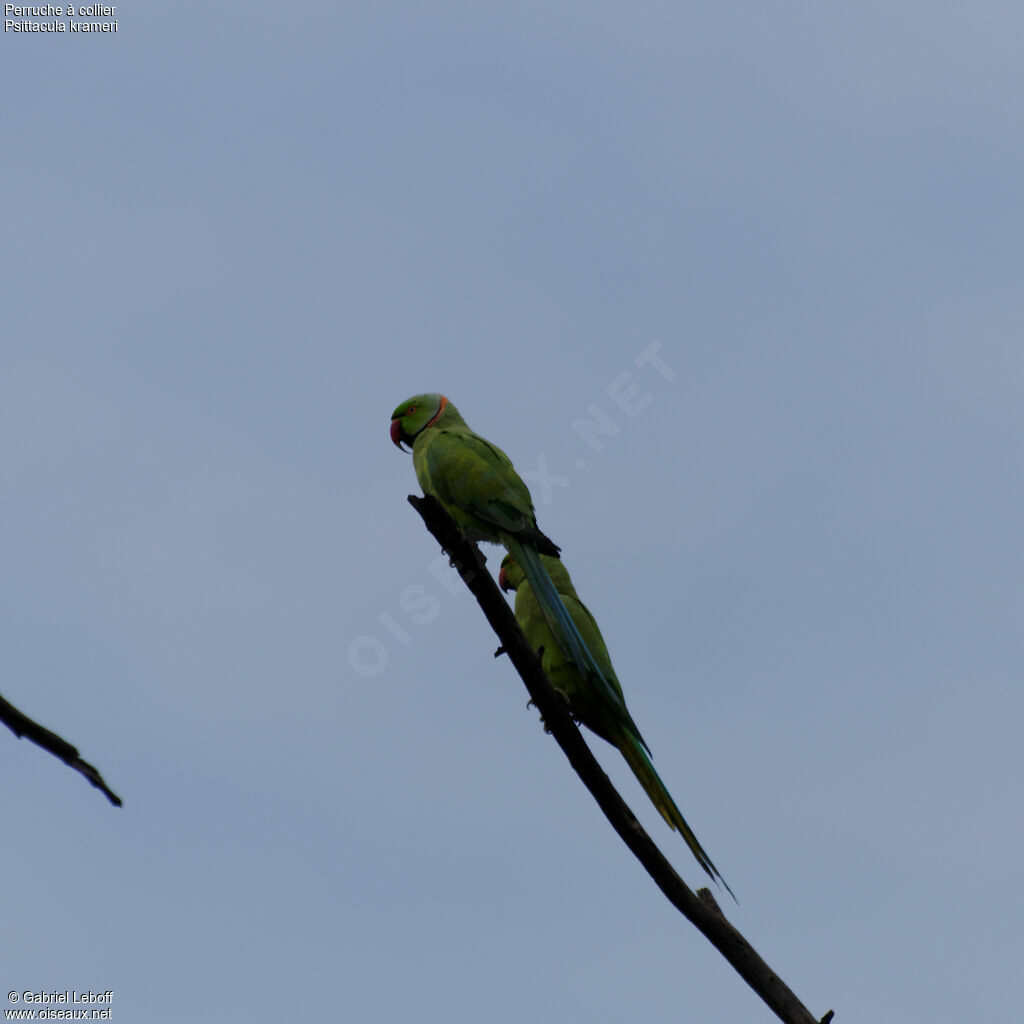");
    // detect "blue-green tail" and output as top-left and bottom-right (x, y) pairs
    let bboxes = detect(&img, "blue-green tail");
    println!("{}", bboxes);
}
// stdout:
(503, 537), (634, 732)
(503, 537), (735, 900)
(619, 734), (736, 901)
